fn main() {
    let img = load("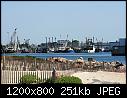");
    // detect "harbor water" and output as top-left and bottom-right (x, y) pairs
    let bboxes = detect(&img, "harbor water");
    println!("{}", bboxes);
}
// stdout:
(2, 52), (126, 65)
